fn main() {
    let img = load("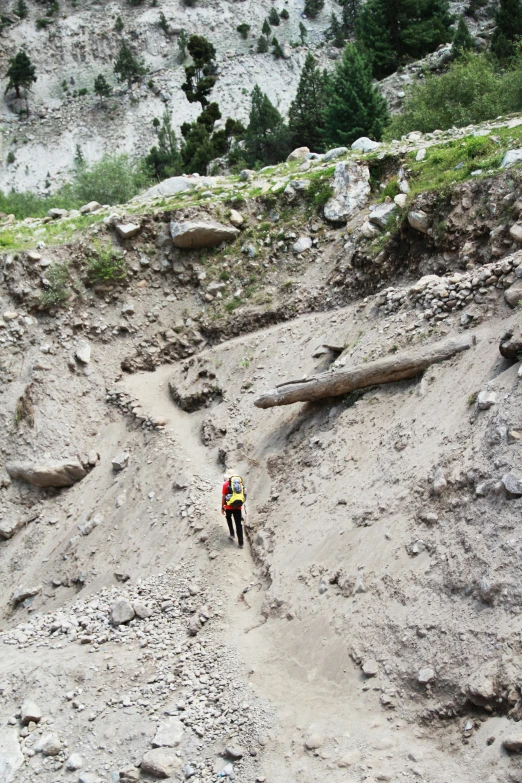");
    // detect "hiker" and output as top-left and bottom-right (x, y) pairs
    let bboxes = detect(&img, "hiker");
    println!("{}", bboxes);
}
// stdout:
(221, 474), (246, 548)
